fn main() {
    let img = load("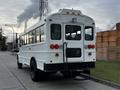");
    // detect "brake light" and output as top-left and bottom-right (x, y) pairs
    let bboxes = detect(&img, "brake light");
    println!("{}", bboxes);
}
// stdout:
(50, 44), (54, 49)
(88, 45), (92, 49)
(50, 44), (60, 49)
(54, 44), (60, 49)
(88, 44), (95, 49)
(91, 45), (95, 49)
